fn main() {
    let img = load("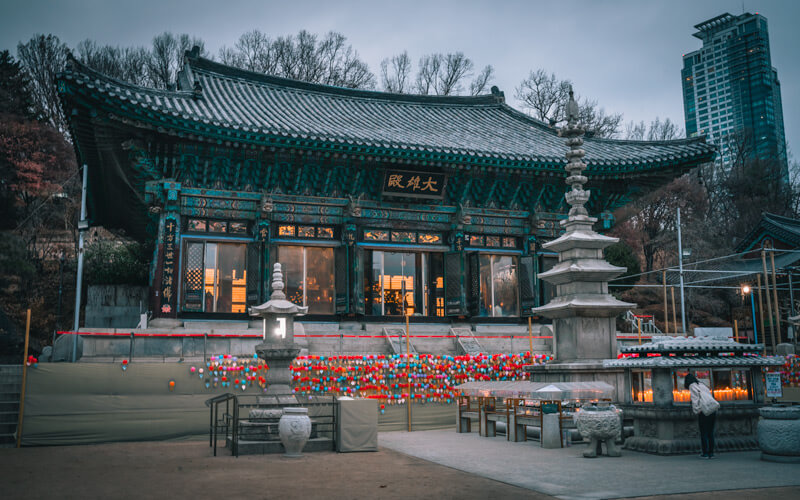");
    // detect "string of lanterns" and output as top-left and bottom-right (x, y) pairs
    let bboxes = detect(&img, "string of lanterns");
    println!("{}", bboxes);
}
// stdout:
(131, 354), (797, 394)
(160, 352), (551, 400)
(772, 355), (800, 387)
(291, 352), (549, 404)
